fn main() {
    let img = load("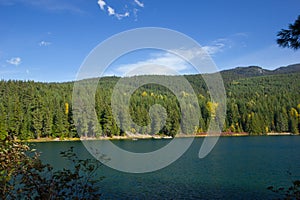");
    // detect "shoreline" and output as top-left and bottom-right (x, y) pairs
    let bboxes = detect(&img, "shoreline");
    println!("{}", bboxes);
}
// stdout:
(22, 132), (297, 143)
